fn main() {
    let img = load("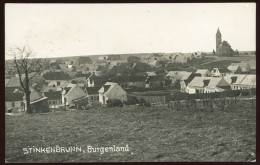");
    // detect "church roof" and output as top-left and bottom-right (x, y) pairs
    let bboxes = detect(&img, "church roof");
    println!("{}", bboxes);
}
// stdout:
(219, 41), (231, 47)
